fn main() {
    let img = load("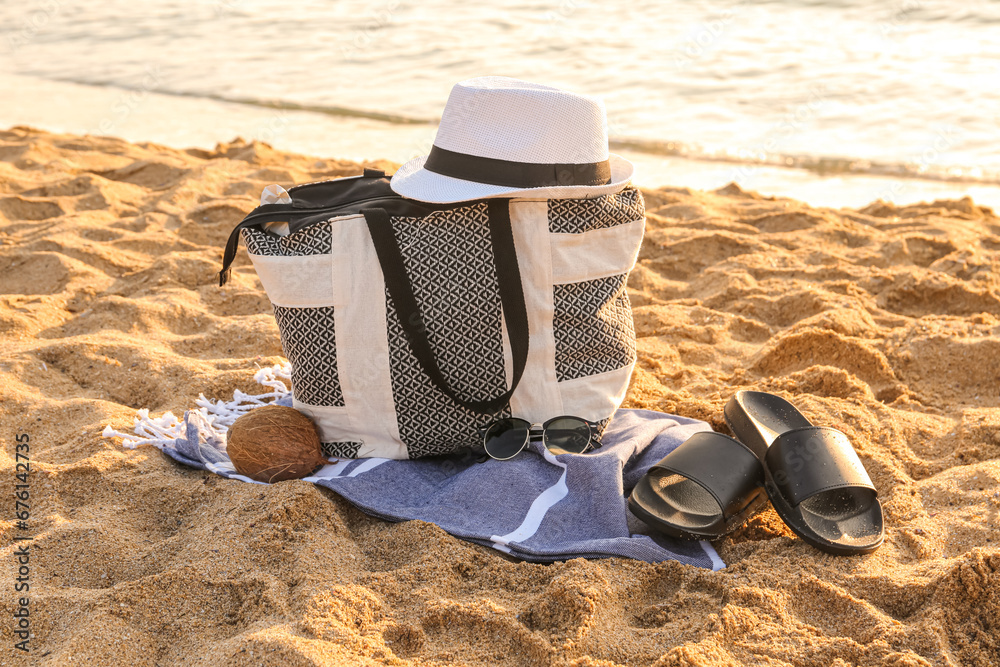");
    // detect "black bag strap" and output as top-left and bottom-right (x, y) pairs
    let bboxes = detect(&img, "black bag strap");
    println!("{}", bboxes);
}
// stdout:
(362, 199), (529, 415)
(218, 169), (391, 287)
